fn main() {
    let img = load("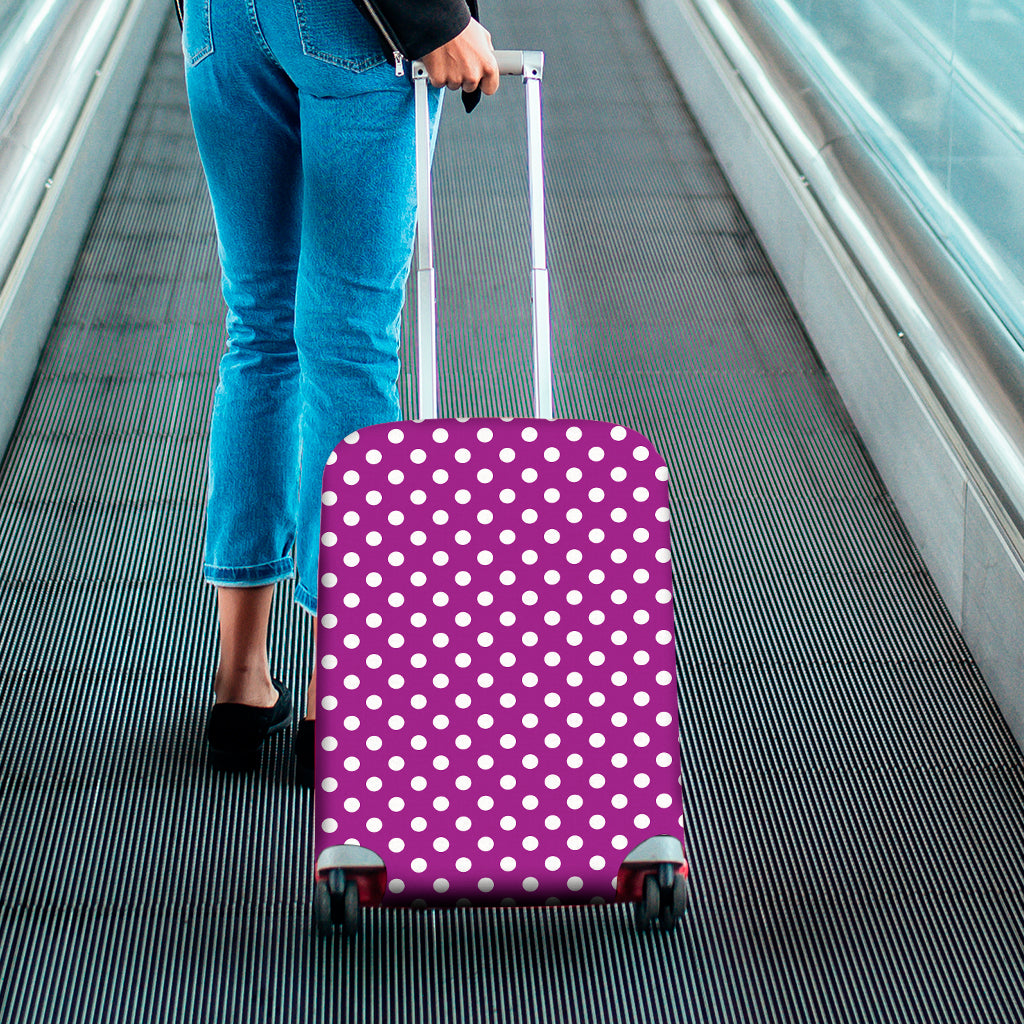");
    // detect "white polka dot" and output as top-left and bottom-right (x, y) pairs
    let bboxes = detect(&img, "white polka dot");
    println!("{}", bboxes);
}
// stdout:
(544, 447), (561, 462)
(612, 835), (629, 851)
(545, 734), (561, 748)
(657, 793), (675, 809)
(589, 855), (607, 871)
(321, 818), (338, 834)
(566, 508), (583, 524)
(500, 856), (517, 871)
(321, 695), (338, 712)
(544, 488), (561, 504)
(589, 651), (606, 666)
(321, 572), (338, 589)
(611, 752), (628, 768)
(656, 751), (674, 768)
(411, 858), (428, 873)
(479, 877), (495, 892)
(634, 651), (651, 666)
(366, 491), (382, 506)
(412, 817), (428, 832)
(611, 508), (628, 523)
(478, 470), (494, 485)
(588, 488), (604, 502)
(566, 426), (583, 442)
(589, 774), (606, 789)
(567, 835), (584, 850)
(544, 570), (560, 585)
(634, 732), (651, 747)
(500, 447), (516, 463)
(634, 773), (651, 789)
(568, 877), (584, 892)
(479, 837), (495, 852)
(589, 733), (605, 748)
(612, 590), (628, 604)
(610, 426), (628, 441)
(433, 755), (450, 770)
(322, 532), (338, 548)
(634, 814), (651, 830)
(342, 796), (358, 812)
(411, 490), (427, 505)
(477, 427), (494, 442)
(633, 445), (650, 461)
(500, 489), (516, 504)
